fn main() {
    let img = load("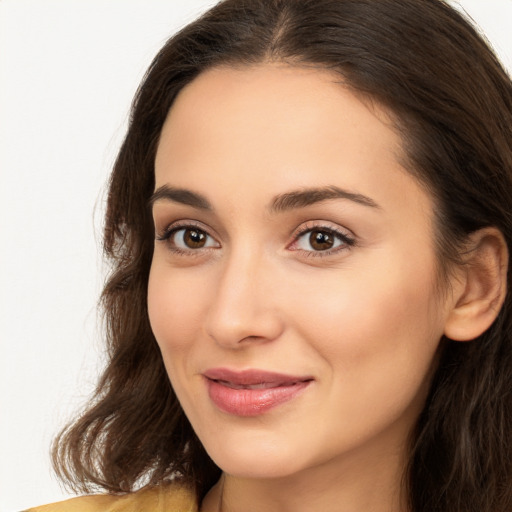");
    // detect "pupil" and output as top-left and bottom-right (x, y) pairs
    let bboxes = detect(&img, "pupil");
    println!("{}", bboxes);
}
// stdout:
(185, 229), (206, 248)
(310, 231), (333, 250)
